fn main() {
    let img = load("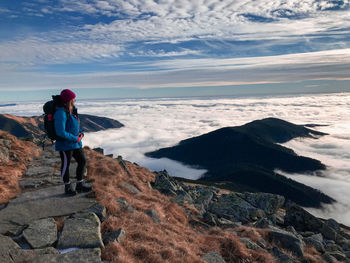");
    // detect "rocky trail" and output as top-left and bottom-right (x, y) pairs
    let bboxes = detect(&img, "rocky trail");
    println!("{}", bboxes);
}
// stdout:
(1, 138), (350, 262)
(0, 146), (106, 263)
